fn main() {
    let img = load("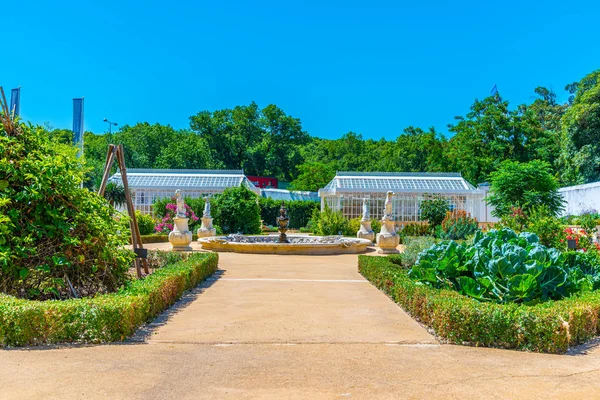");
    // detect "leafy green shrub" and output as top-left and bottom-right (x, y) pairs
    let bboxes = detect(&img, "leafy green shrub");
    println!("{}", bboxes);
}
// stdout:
(0, 122), (134, 300)
(526, 206), (566, 248)
(409, 228), (600, 303)
(487, 160), (564, 219)
(580, 213), (600, 237)
(258, 197), (318, 229)
(400, 223), (430, 237)
(0, 252), (218, 347)
(311, 204), (351, 236)
(401, 236), (439, 267)
(438, 210), (479, 240)
(420, 196), (449, 228)
(135, 211), (156, 235)
(213, 186), (261, 234)
(359, 255), (600, 353)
